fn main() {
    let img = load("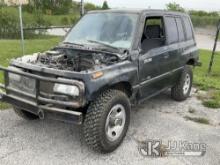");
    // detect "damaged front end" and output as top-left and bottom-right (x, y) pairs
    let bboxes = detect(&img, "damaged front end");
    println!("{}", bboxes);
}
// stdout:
(0, 46), (127, 124)
(18, 45), (124, 72)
